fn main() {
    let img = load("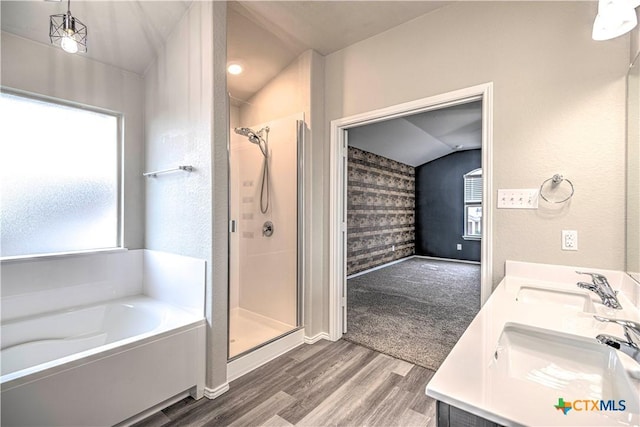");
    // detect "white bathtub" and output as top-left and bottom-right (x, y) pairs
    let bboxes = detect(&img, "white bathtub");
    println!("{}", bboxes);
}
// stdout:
(1, 296), (206, 426)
